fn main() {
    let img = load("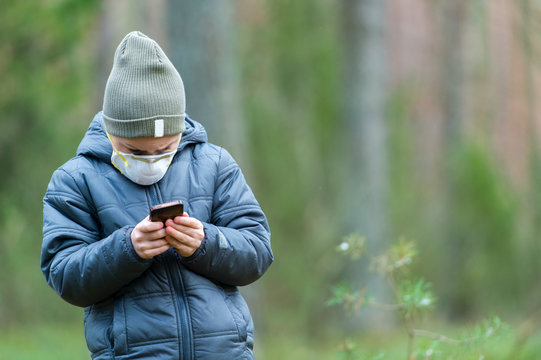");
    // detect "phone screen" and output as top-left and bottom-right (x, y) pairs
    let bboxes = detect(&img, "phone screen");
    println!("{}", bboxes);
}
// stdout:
(149, 200), (184, 223)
